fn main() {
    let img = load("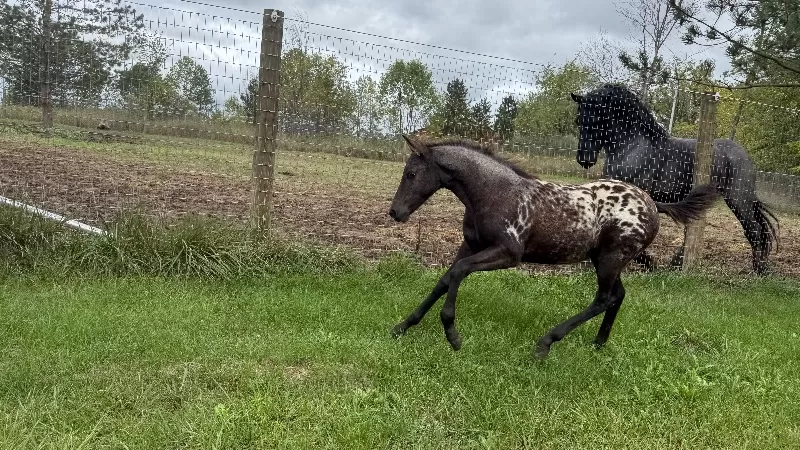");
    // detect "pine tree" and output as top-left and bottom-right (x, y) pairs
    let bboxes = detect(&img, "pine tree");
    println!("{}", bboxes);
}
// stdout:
(239, 76), (258, 125)
(441, 78), (472, 136)
(471, 97), (492, 140)
(493, 95), (518, 141)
